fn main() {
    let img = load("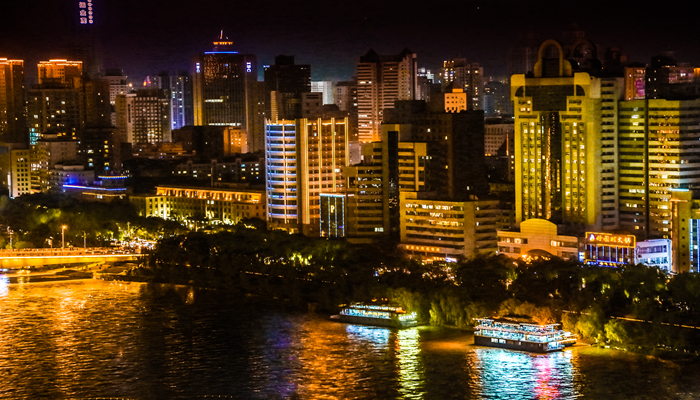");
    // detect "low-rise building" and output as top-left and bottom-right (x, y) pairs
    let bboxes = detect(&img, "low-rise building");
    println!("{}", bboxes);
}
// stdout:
(133, 184), (266, 227)
(497, 219), (580, 261)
